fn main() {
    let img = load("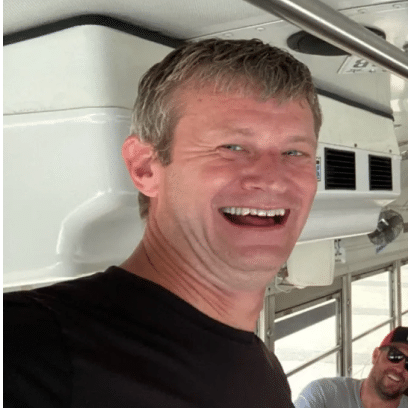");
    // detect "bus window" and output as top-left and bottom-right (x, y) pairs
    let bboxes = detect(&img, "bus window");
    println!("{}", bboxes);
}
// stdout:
(351, 271), (391, 339)
(274, 296), (340, 400)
